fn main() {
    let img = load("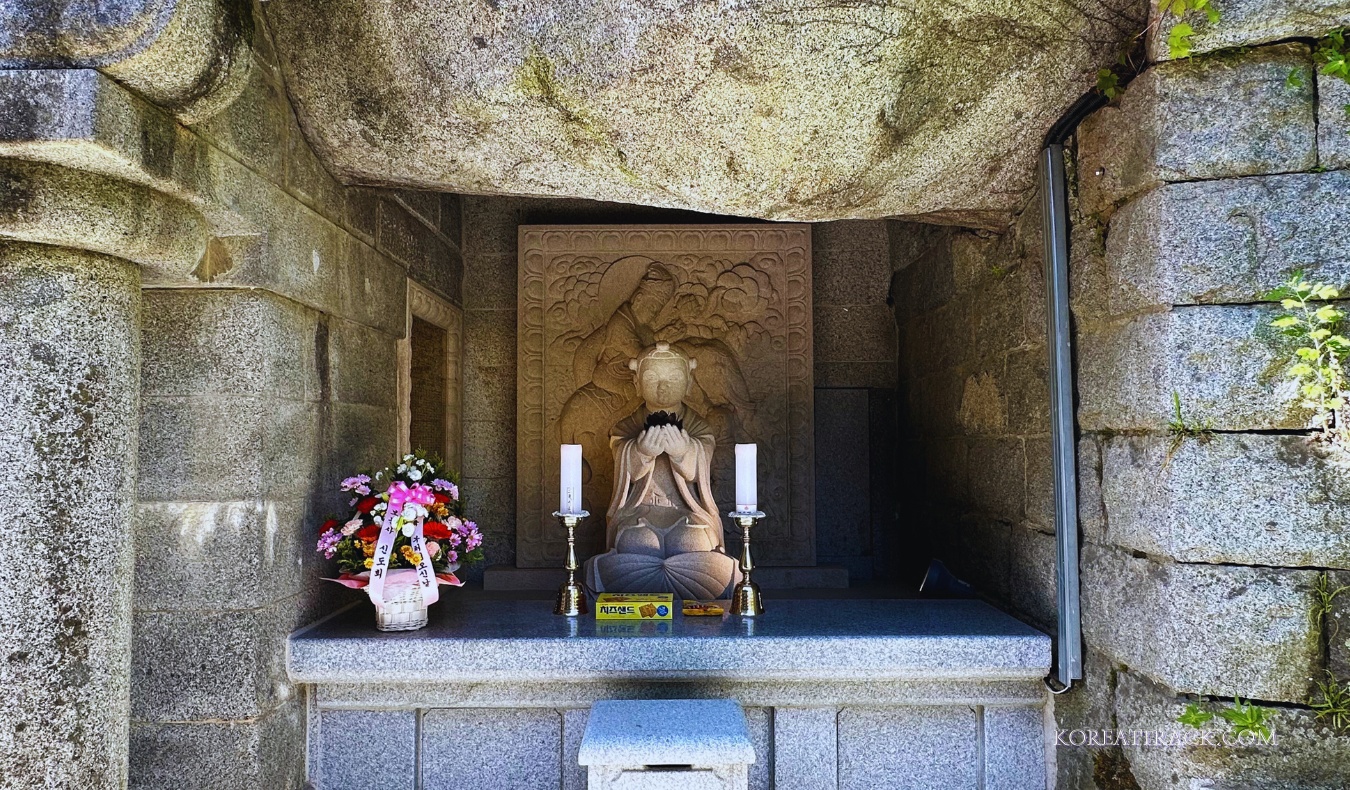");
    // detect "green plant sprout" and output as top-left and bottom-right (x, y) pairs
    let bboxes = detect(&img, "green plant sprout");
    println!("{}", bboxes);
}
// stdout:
(1220, 698), (1274, 739)
(1316, 30), (1350, 82)
(1311, 571), (1350, 645)
(1165, 391), (1214, 466)
(1267, 272), (1350, 445)
(1161, 0), (1220, 59)
(1177, 701), (1214, 728)
(1310, 673), (1350, 735)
